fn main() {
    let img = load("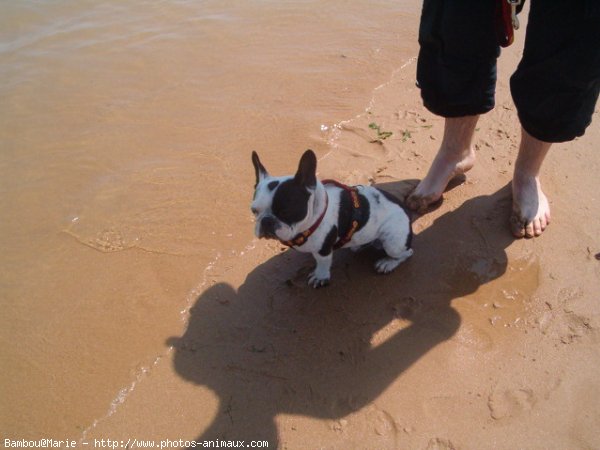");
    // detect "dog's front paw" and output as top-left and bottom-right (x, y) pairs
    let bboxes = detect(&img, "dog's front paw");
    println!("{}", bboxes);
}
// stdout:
(308, 272), (330, 288)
